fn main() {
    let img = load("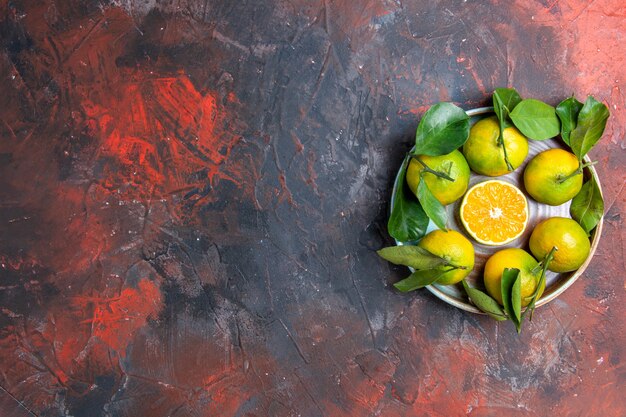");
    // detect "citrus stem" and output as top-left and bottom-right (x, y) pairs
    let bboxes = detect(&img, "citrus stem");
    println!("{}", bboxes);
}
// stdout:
(497, 130), (514, 171)
(530, 246), (558, 275)
(525, 246), (557, 321)
(540, 246), (558, 272)
(410, 155), (455, 182)
(446, 265), (467, 271)
(530, 264), (542, 275)
(556, 160), (597, 184)
(439, 263), (465, 271)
